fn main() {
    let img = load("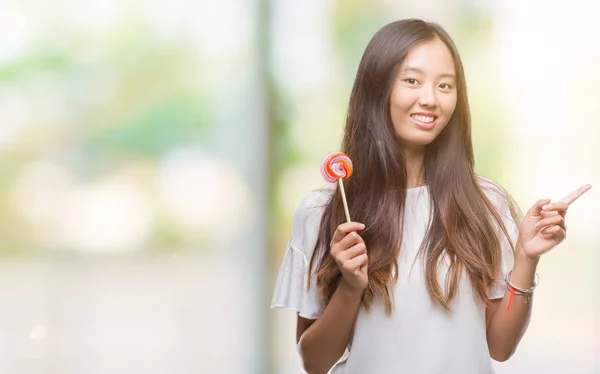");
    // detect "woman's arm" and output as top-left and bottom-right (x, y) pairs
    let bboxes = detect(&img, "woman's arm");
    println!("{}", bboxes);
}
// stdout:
(485, 247), (538, 361)
(296, 221), (368, 374)
(296, 281), (362, 374)
(486, 185), (590, 361)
